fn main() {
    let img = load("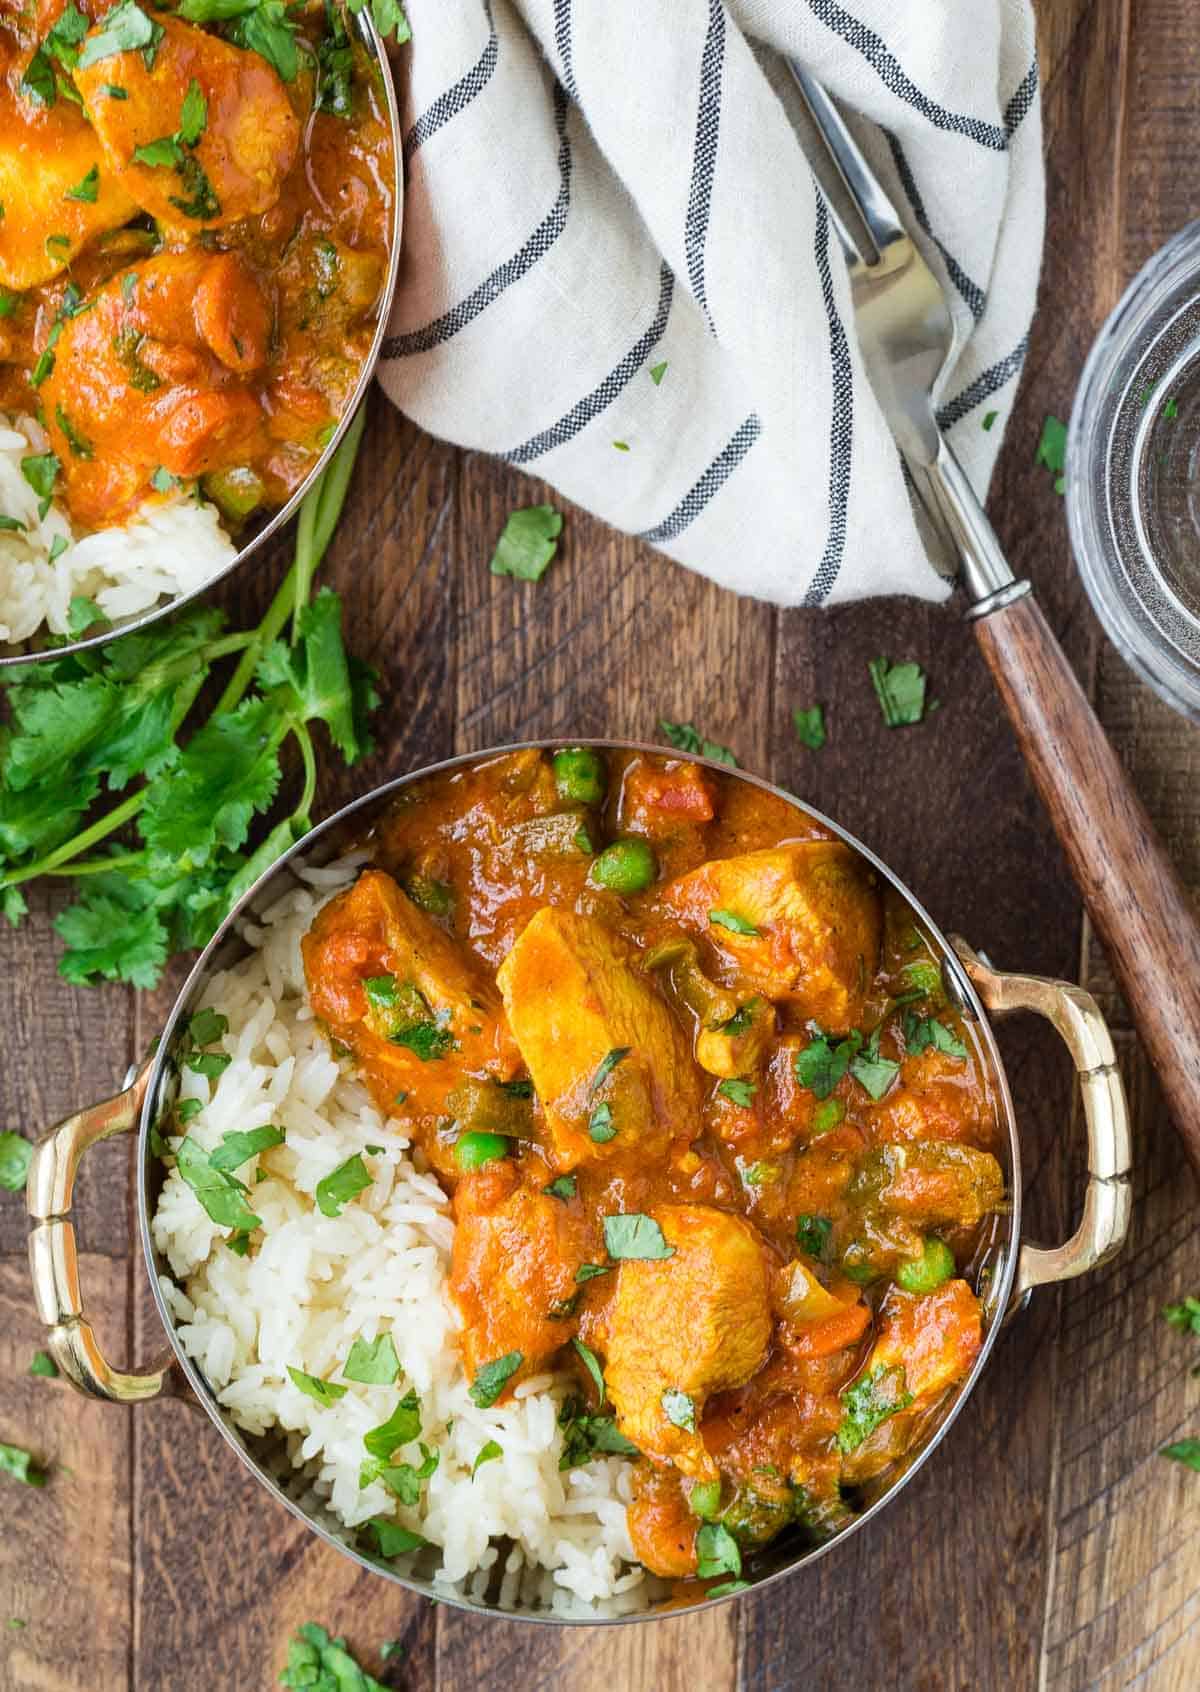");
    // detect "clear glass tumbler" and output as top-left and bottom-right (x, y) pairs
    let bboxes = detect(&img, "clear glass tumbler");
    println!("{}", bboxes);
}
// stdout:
(1068, 220), (1200, 721)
